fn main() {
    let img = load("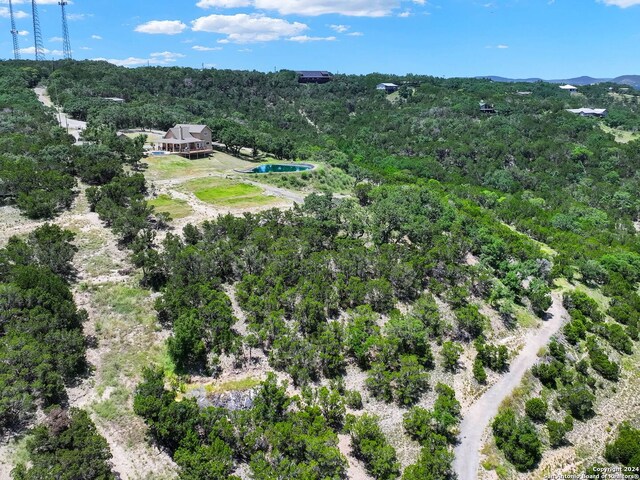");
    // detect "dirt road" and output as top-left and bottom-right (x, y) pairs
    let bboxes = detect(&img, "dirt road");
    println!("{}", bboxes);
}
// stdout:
(453, 292), (568, 480)
(34, 86), (87, 143)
